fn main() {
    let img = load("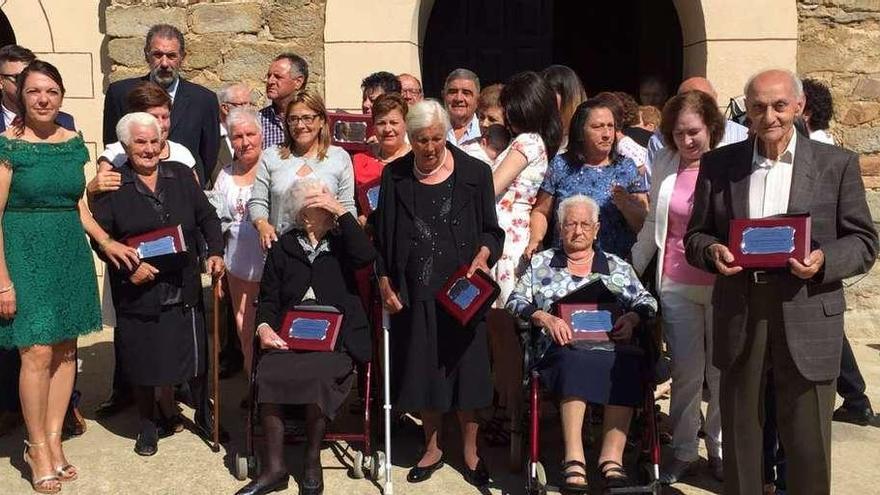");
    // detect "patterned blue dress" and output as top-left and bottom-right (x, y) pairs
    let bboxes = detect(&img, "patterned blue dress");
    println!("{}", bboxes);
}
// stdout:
(540, 152), (647, 258)
(507, 248), (657, 406)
